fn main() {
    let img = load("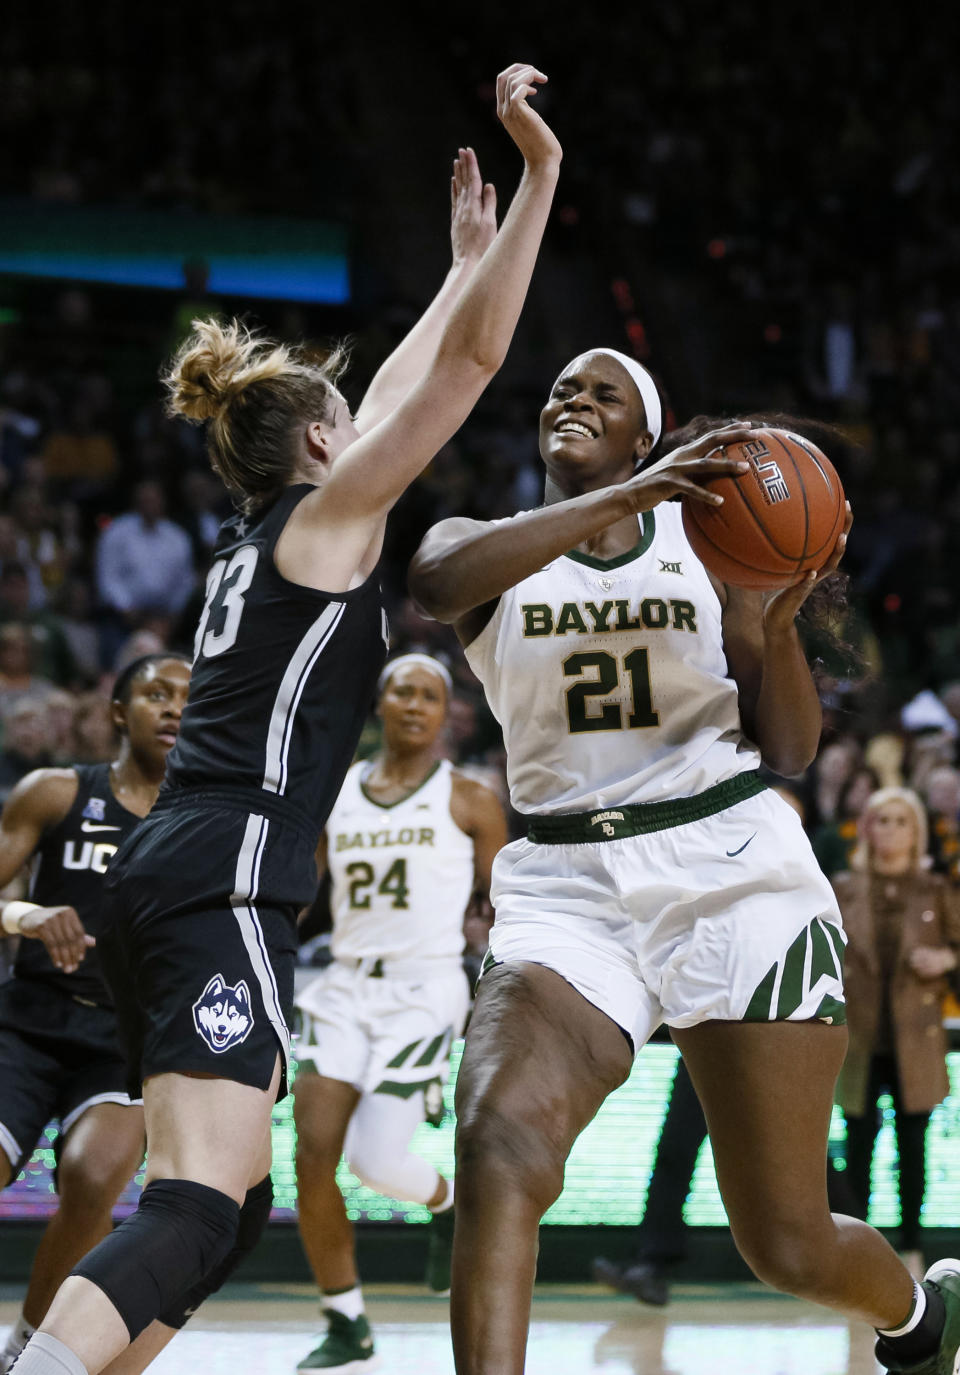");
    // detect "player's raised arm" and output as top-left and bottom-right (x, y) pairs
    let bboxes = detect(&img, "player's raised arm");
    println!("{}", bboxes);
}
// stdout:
(276, 63), (562, 590)
(352, 147), (498, 435)
(0, 770), (93, 972)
